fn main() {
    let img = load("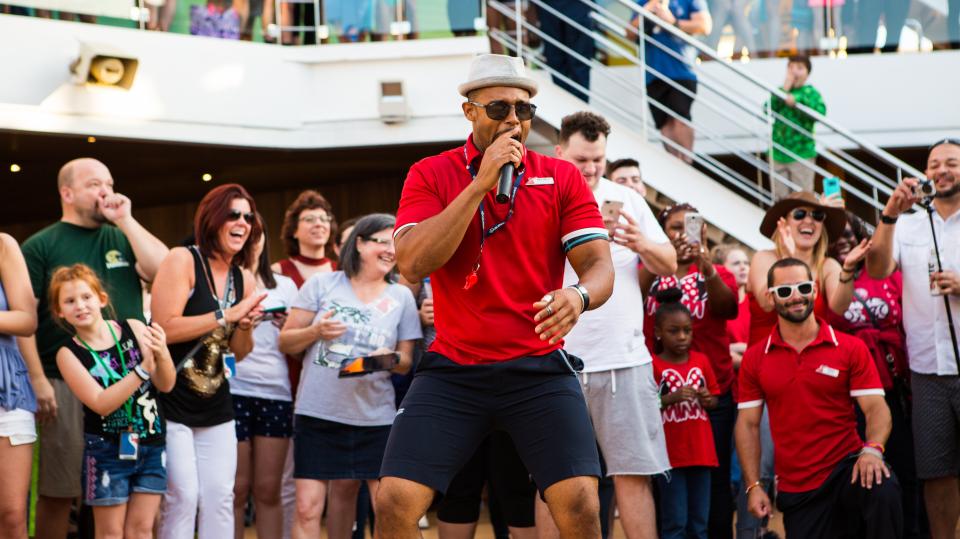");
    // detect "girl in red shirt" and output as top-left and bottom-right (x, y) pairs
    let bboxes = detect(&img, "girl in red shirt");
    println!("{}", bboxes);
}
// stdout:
(652, 288), (719, 539)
